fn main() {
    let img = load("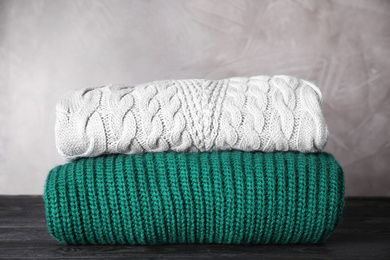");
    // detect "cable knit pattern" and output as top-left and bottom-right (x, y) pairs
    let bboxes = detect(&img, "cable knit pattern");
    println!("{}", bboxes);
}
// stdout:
(55, 75), (328, 159)
(44, 151), (345, 245)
